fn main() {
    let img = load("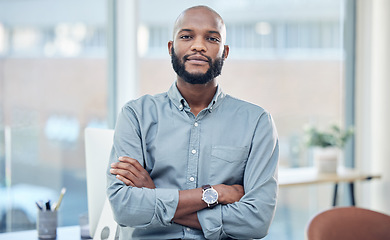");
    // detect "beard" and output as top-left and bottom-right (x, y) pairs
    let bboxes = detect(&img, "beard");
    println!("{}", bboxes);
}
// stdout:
(171, 47), (225, 85)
